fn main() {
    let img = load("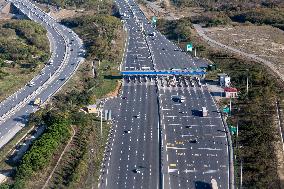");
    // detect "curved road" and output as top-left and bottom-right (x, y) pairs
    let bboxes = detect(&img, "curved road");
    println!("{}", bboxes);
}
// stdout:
(0, 0), (85, 148)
